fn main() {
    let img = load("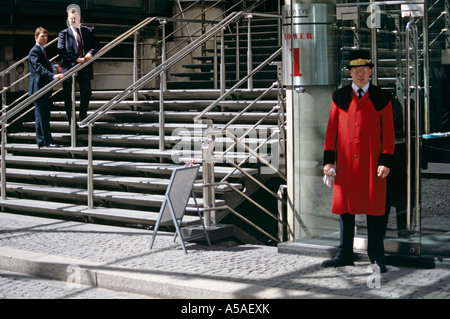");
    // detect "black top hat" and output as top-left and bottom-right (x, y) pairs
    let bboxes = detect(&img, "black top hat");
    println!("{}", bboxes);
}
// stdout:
(346, 50), (374, 69)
